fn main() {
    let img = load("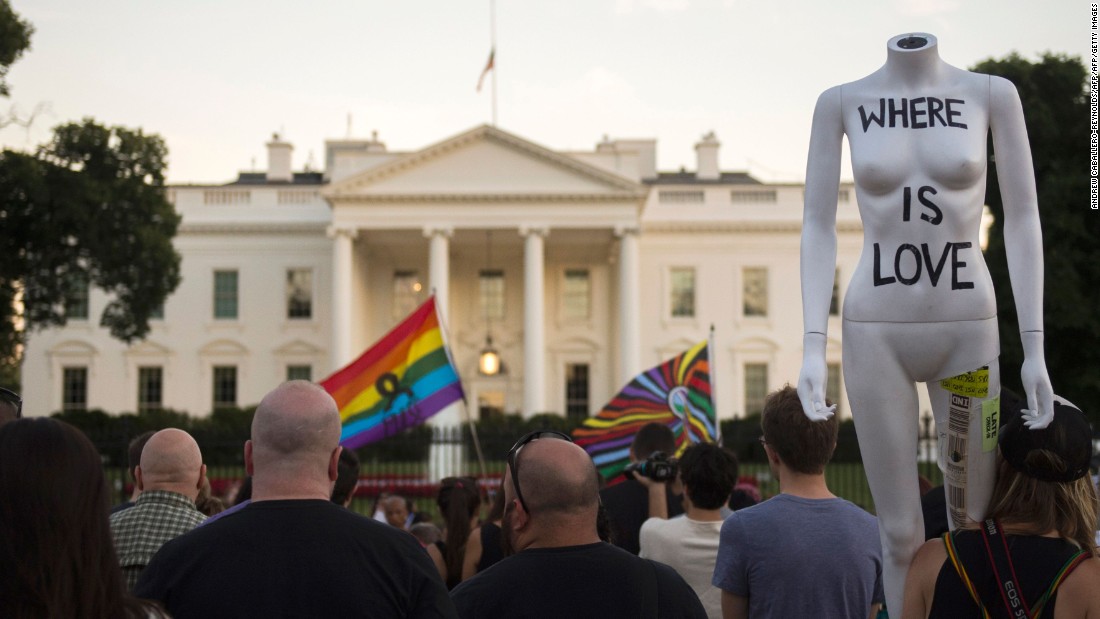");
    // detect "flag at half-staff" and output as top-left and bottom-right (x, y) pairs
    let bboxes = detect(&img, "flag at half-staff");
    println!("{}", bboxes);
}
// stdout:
(321, 296), (465, 449)
(572, 339), (717, 486)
